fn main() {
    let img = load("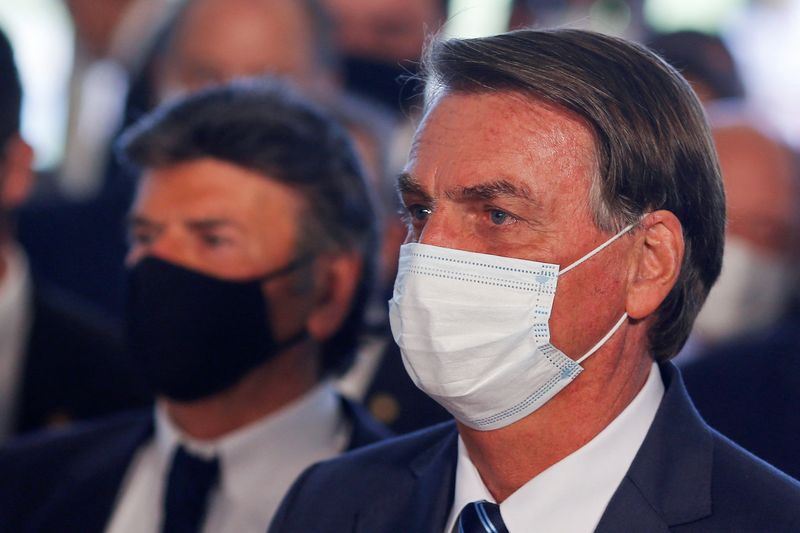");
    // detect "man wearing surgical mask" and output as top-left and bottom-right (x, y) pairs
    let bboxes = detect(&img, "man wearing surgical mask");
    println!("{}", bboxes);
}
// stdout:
(0, 80), (389, 533)
(270, 29), (800, 533)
